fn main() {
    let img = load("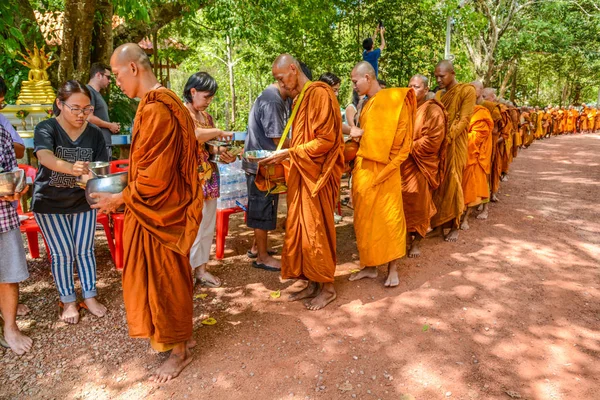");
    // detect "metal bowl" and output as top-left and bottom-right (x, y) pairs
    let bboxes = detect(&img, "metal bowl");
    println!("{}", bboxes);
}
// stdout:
(89, 161), (111, 177)
(243, 150), (275, 163)
(0, 169), (25, 197)
(85, 172), (128, 208)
